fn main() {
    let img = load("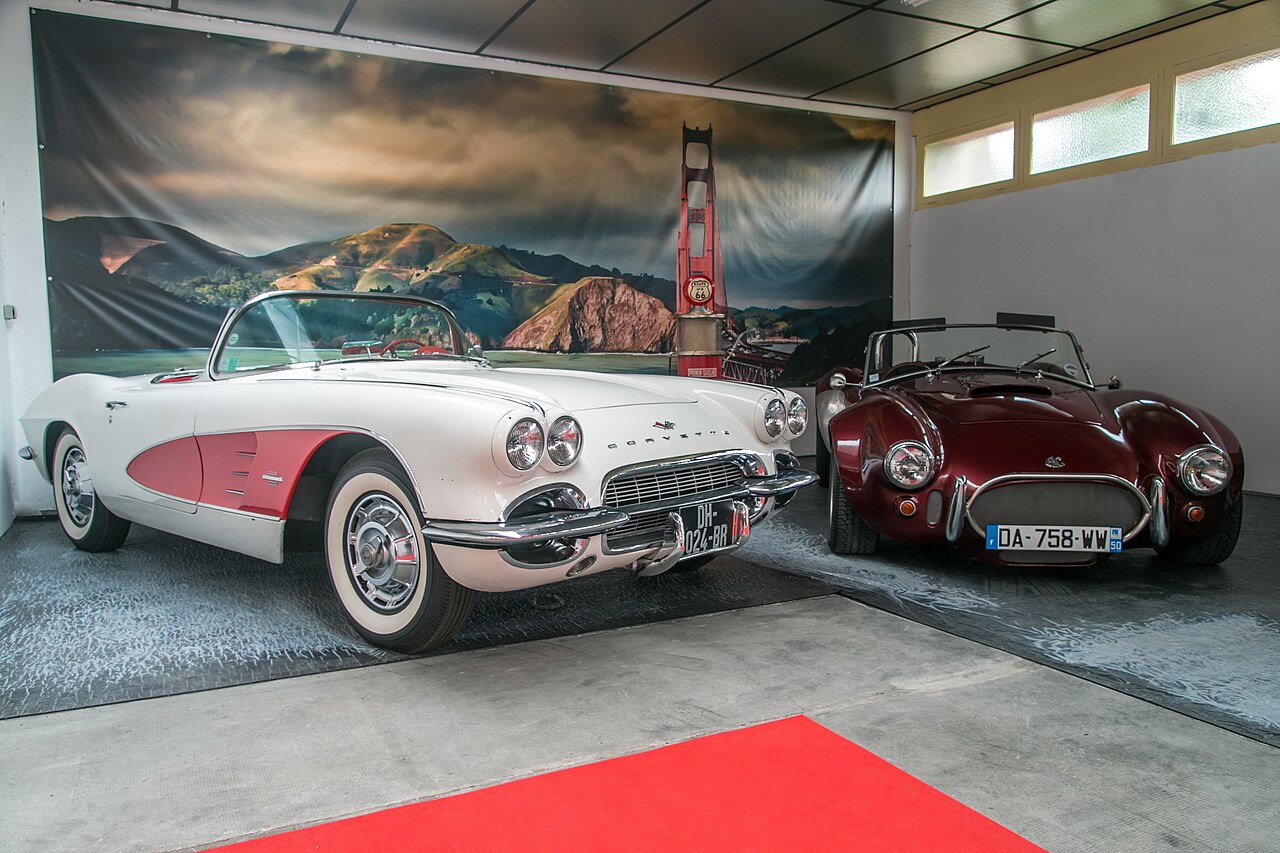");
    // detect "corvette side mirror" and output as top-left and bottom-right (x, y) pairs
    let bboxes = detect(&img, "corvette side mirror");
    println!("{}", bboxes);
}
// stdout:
(1107, 375), (1122, 389)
